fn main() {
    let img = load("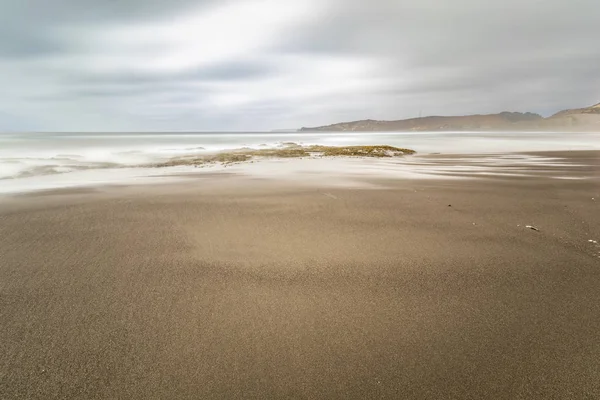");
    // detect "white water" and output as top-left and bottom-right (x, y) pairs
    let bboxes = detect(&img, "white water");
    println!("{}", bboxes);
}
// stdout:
(0, 131), (598, 193)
